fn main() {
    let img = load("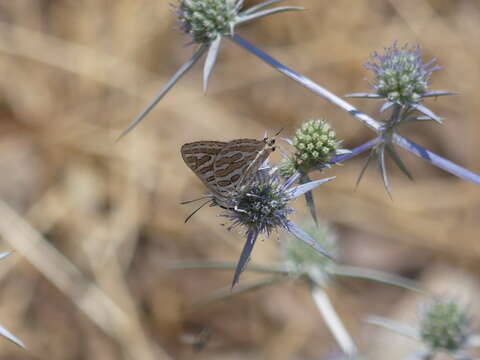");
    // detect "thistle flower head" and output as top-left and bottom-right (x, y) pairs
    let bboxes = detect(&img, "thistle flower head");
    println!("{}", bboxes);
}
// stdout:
(366, 42), (440, 105)
(281, 119), (340, 177)
(222, 170), (293, 235)
(283, 220), (337, 284)
(419, 298), (472, 352)
(120, 0), (304, 137)
(175, 0), (241, 44)
(219, 168), (334, 287)
(279, 156), (297, 178)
